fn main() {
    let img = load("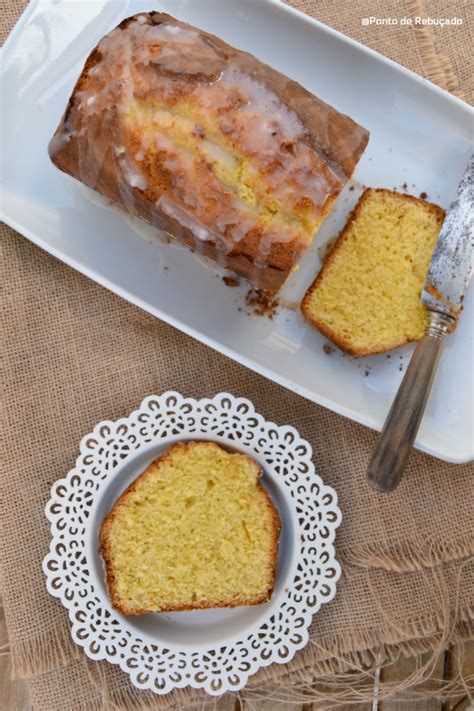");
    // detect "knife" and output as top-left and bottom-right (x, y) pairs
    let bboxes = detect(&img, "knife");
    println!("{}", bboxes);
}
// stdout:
(367, 156), (474, 493)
